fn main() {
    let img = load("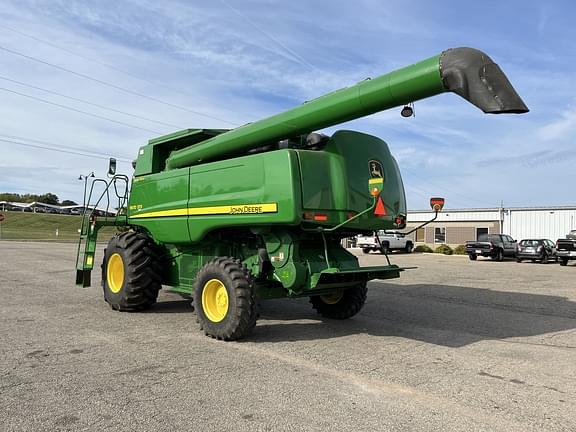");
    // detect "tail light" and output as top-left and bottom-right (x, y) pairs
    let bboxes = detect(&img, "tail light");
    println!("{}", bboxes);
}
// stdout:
(394, 214), (406, 228)
(303, 212), (328, 222)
